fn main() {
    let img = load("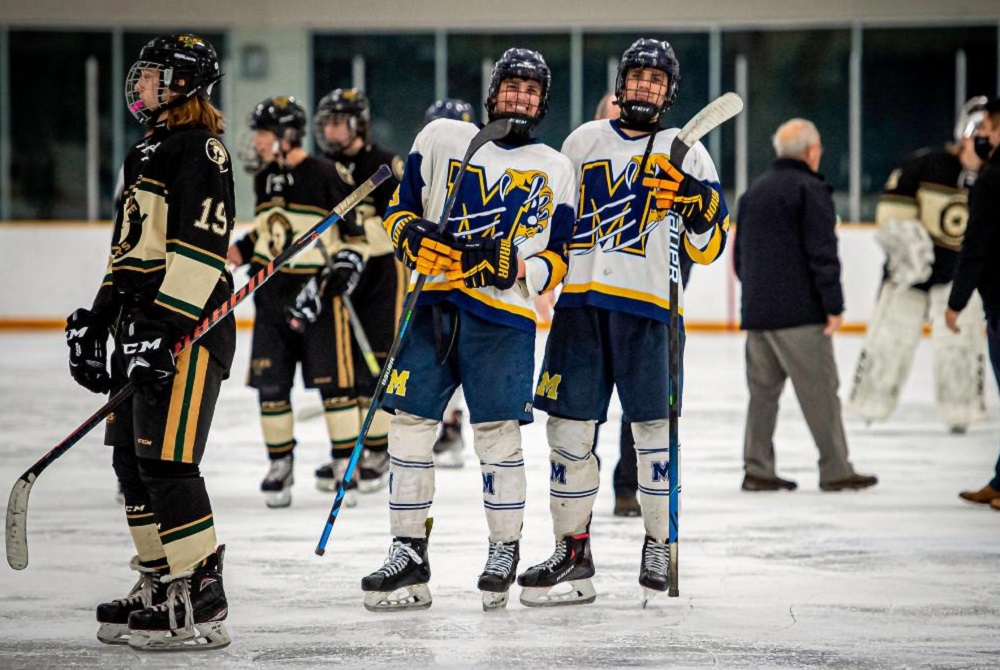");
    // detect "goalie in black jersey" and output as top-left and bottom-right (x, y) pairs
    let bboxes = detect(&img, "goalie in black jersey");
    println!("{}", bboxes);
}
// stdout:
(65, 33), (233, 651)
(314, 88), (404, 493)
(228, 96), (366, 509)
